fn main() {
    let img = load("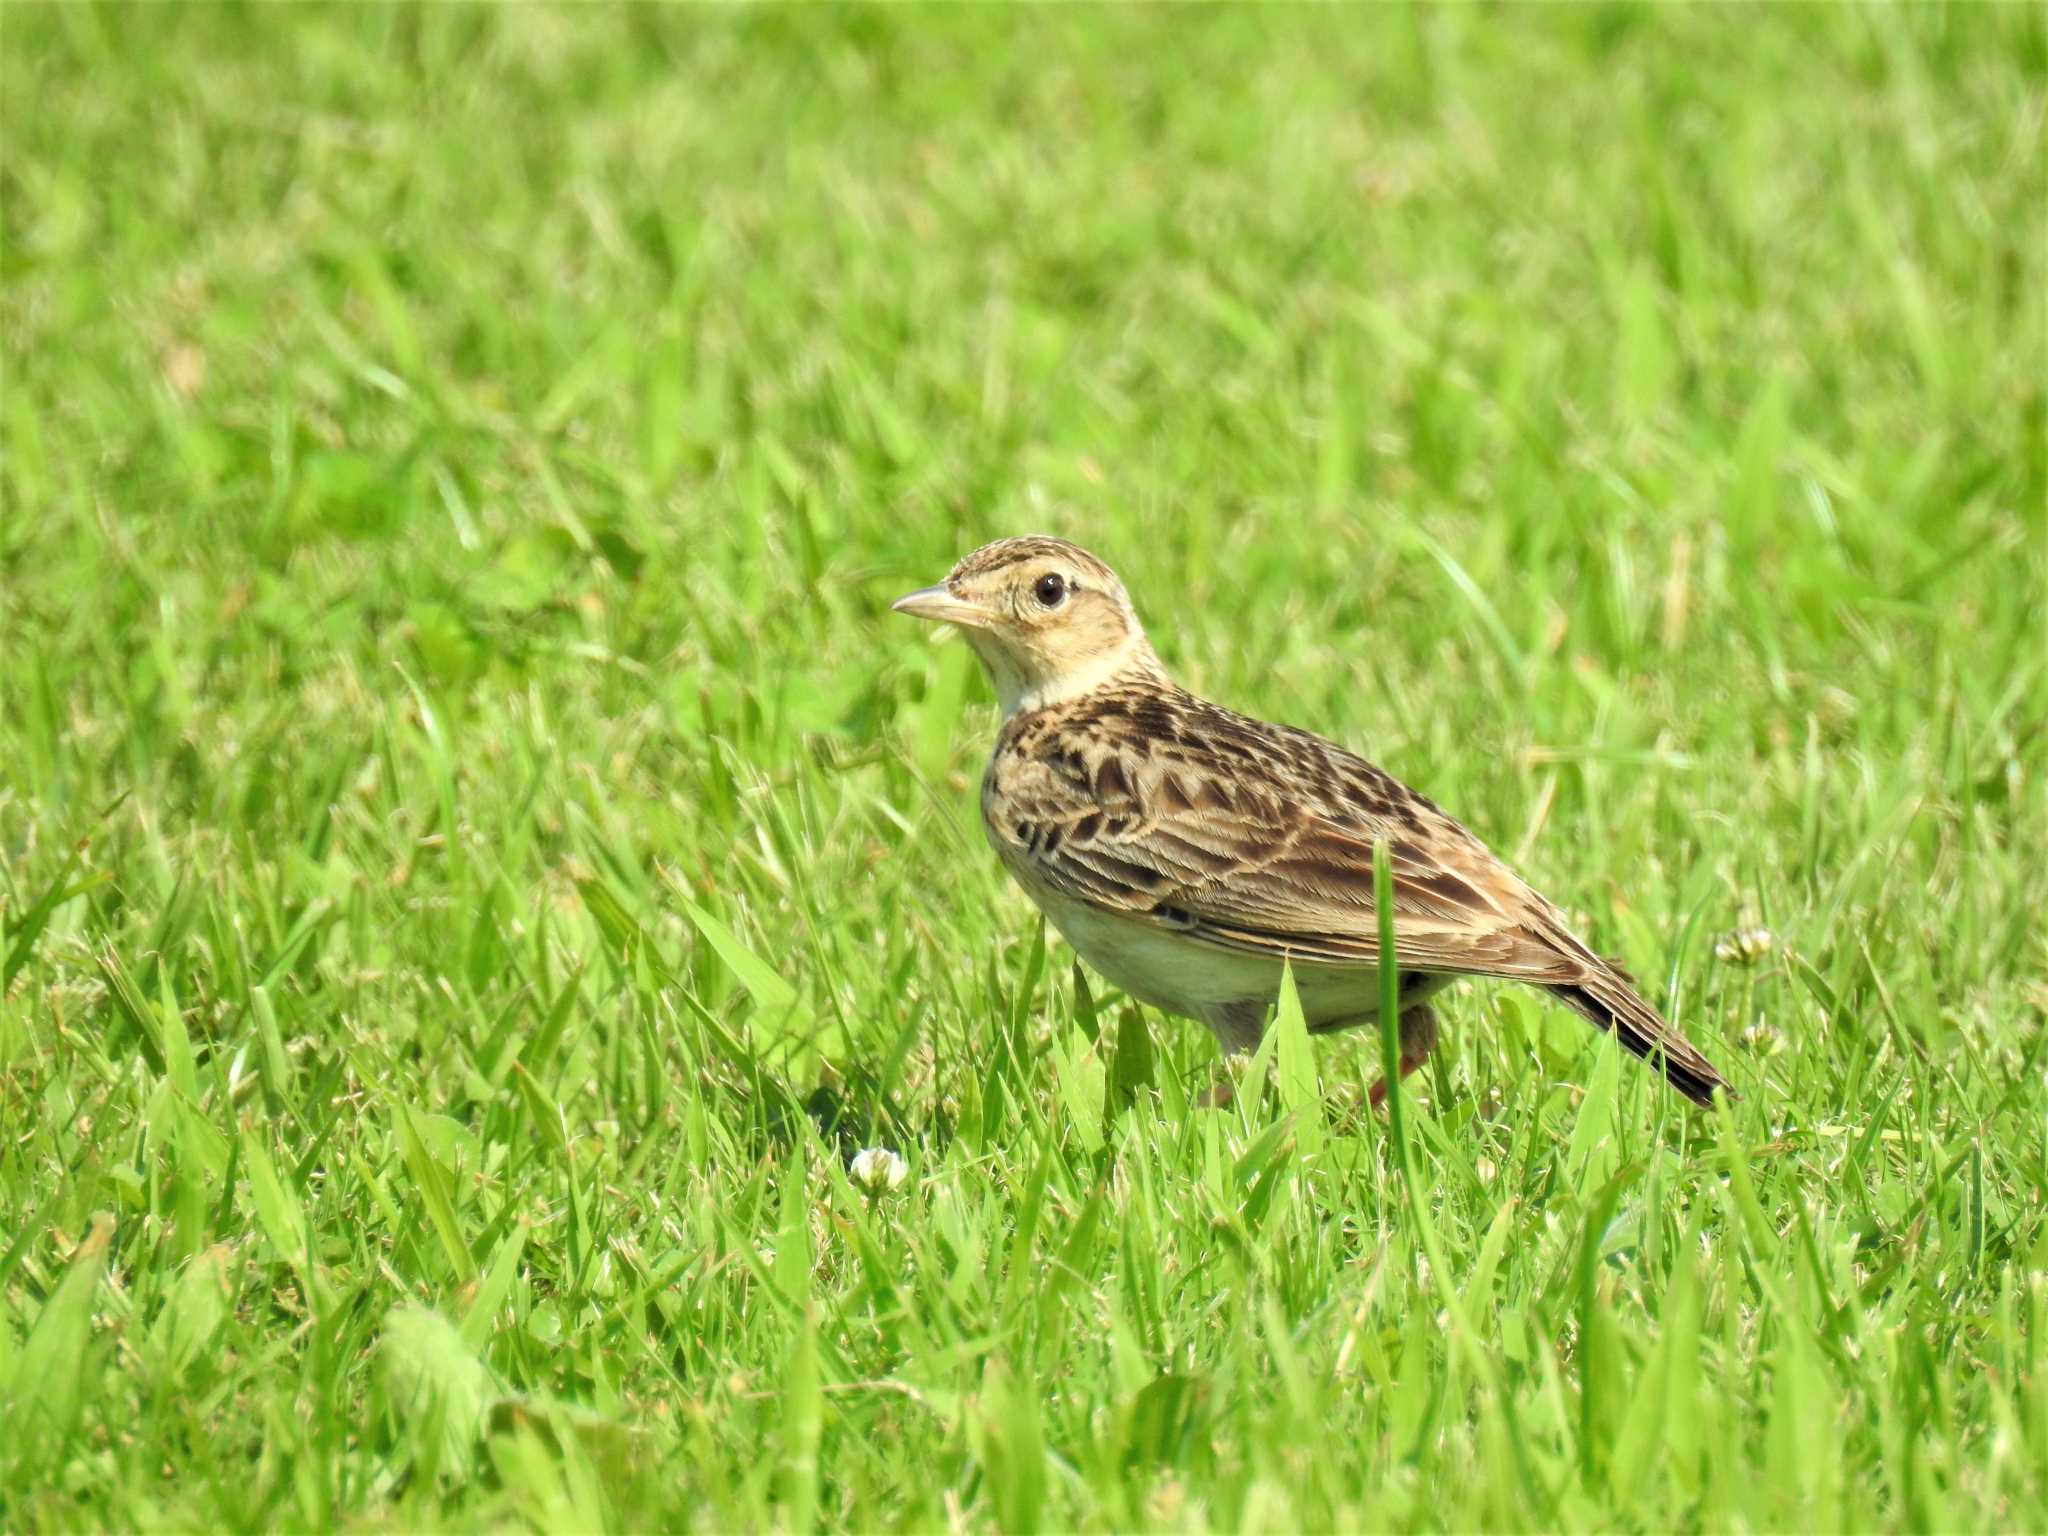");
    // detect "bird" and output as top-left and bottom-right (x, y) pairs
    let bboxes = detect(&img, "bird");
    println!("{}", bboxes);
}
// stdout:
(892, 535), (1730, 1109)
